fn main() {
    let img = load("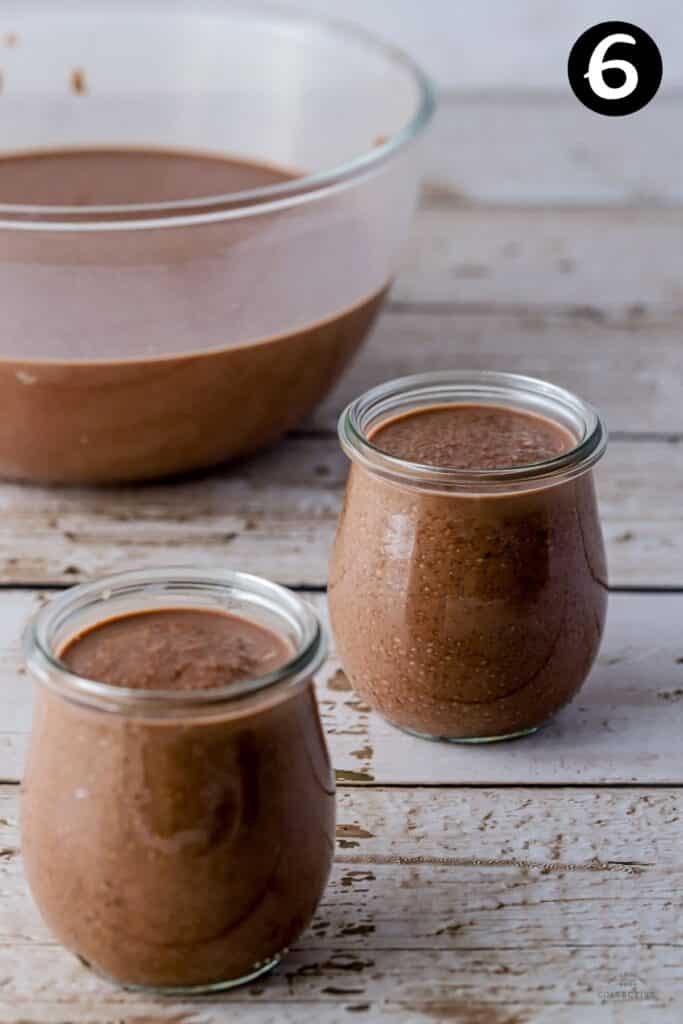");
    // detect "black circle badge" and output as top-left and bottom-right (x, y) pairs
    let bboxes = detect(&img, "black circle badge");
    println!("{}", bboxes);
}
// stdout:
(568, 22), (663, 116)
